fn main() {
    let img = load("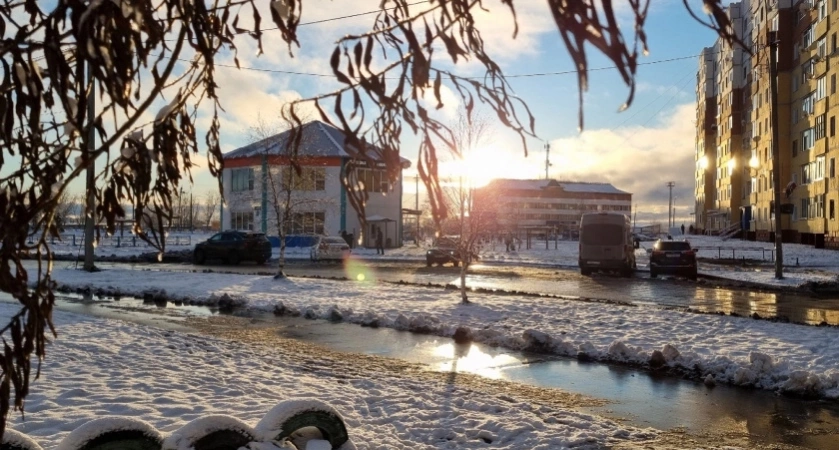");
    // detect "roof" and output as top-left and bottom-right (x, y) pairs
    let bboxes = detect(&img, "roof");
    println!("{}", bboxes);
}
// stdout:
(224, 120), (409, 166)
(484, 178), (630, 195)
